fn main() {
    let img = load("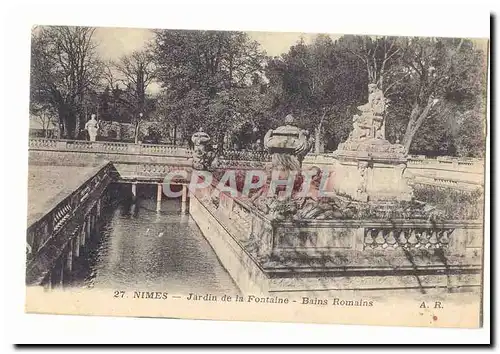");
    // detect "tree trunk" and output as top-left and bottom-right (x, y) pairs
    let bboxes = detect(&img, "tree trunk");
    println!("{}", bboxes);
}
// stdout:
(314, 126), (323, 153)
(57, 107), (65, 139)
(402, 99), (437, 152)
(74, 112), (81, 139)
(314, 111), (327, 153)
(134, 121), (140, 144)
